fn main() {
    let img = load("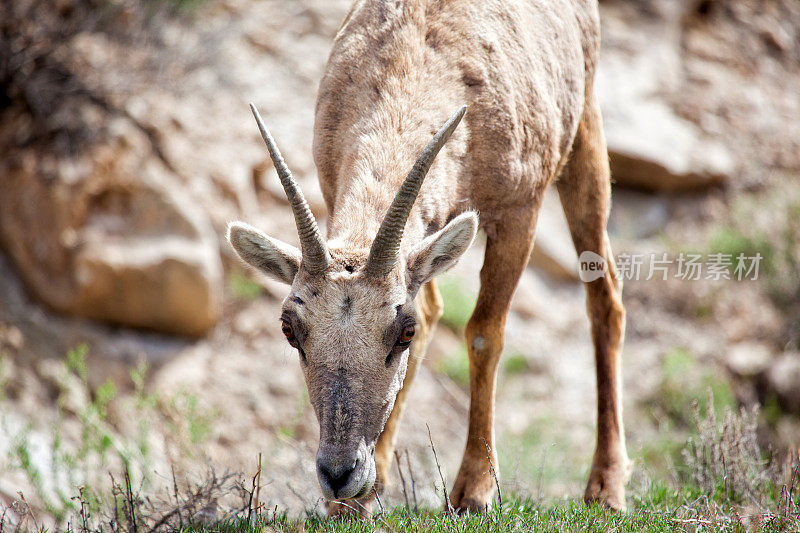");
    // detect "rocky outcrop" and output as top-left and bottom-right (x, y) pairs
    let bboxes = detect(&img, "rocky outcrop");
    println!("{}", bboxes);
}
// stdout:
(0, 113), (222, 337)
(596, 0), (735, 192)
(601, 99), (734, 192)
